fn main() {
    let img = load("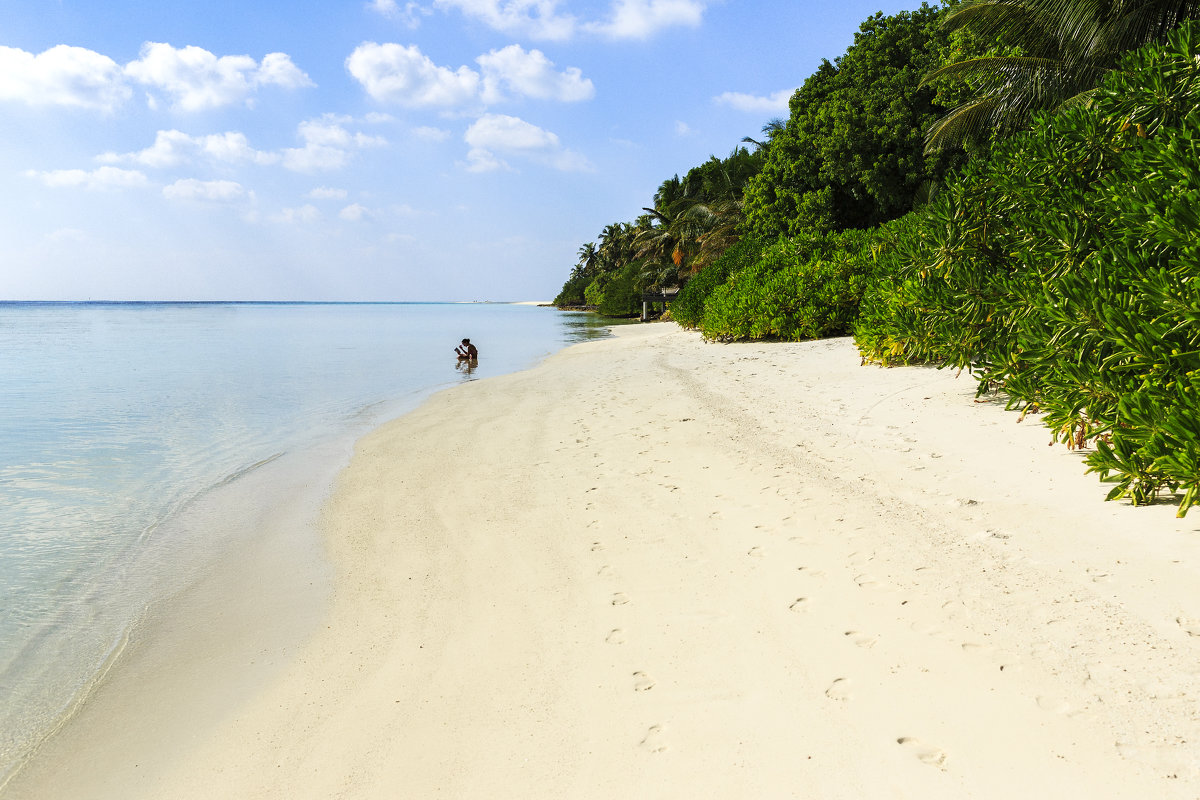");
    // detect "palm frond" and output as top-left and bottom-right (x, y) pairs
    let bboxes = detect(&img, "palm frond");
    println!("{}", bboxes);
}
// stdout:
(924, 95), (1008, 152)
(923, 55), (1067, 85)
